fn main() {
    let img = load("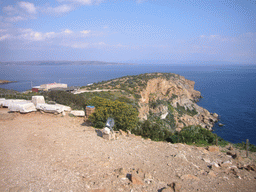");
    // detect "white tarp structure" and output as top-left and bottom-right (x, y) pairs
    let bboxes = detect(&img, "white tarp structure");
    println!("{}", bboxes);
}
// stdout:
(70, 110), (85, 117)
(32, 96), (45, 106)
(8, 101), (37, 113)
(36, 103), (71, 114)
